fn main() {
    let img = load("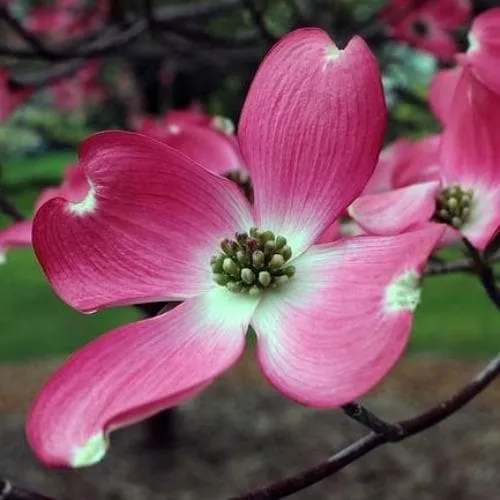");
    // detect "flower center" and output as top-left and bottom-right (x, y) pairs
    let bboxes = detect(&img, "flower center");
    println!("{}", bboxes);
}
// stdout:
(225, 169), (254, 203)
(211, 228), (295, 296)
(411, 19), (429, 37)
(435, 184), (473, 228)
